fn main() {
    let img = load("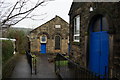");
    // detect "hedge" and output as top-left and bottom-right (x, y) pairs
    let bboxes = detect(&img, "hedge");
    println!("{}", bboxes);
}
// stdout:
(2, 40), (14, 64)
